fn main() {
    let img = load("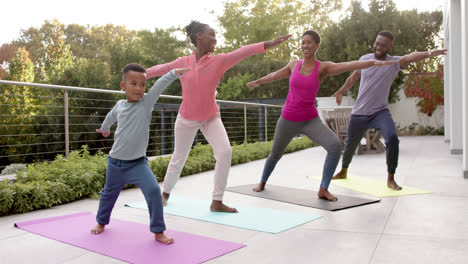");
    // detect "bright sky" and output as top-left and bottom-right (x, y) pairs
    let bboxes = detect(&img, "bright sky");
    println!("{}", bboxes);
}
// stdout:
(0, 0), (443, 46)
